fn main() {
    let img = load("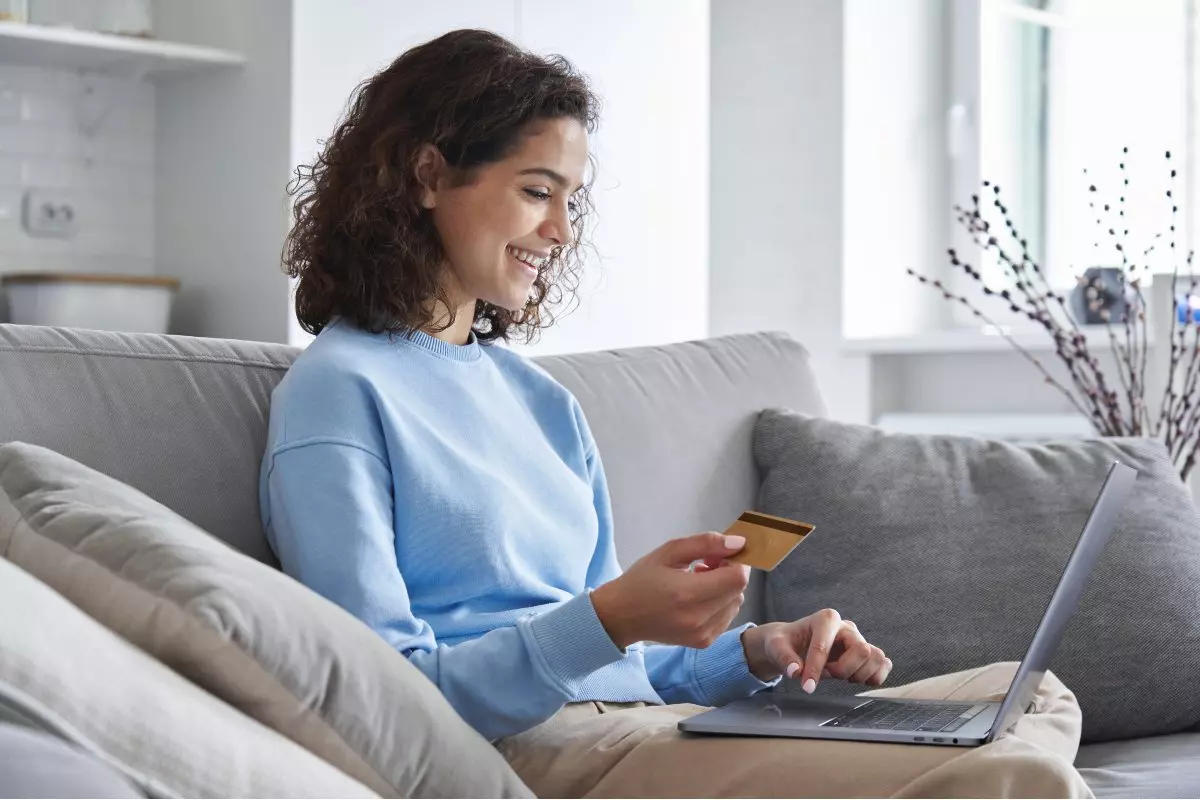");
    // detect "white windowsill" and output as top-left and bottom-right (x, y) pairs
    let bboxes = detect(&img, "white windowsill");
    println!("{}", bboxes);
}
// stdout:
(840, 325), (1157, 355)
